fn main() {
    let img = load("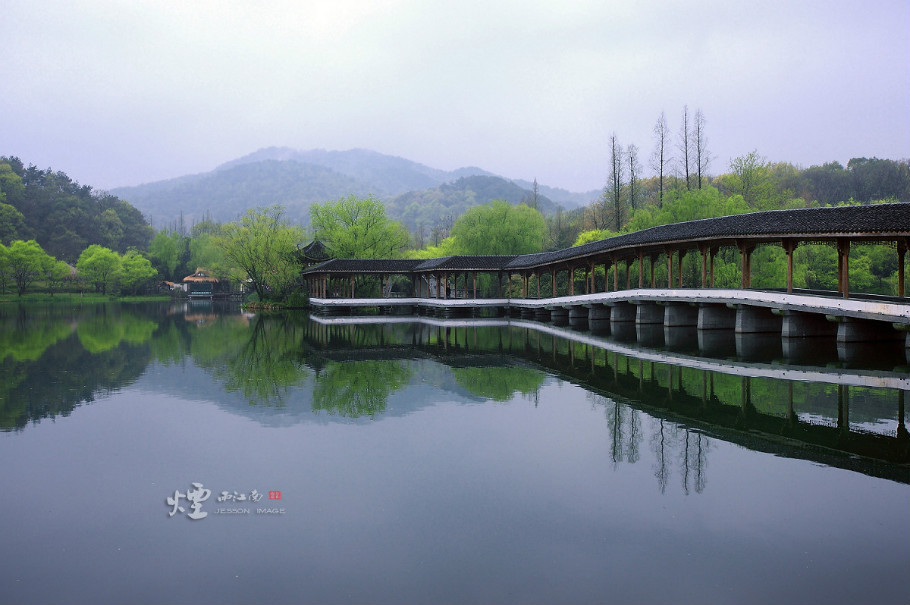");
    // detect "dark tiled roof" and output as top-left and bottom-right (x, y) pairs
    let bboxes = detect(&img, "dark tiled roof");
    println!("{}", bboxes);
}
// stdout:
(506, 203), (910, 269)
(414, 255), (517, 271)
(304, 203), (910, 274)
(298, 240), (331, 262)
(303, 258), (423, 274)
